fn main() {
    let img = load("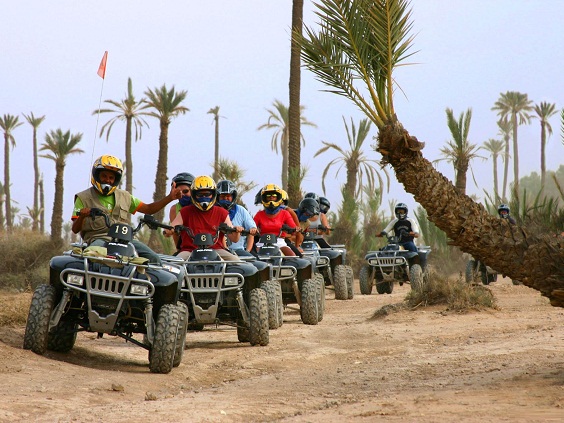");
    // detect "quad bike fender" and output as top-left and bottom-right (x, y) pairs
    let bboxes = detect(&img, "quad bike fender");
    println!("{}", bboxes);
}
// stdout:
(283, 257), (313, 281)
